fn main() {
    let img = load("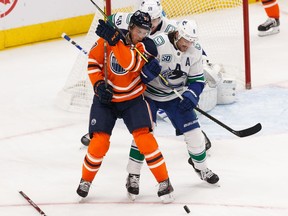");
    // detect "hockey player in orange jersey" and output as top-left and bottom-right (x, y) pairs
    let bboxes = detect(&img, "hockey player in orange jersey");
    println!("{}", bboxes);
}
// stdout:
(258, 0), (280, 36)
(76, 10), (174, 203)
